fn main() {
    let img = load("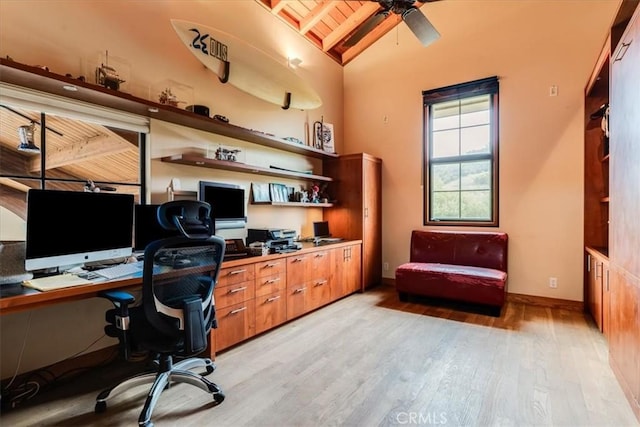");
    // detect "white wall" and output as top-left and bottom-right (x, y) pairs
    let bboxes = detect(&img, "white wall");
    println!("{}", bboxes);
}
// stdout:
(0, 0), (342, 378)
(343, 0), (619, 301)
